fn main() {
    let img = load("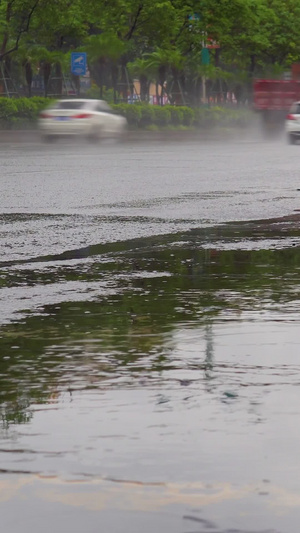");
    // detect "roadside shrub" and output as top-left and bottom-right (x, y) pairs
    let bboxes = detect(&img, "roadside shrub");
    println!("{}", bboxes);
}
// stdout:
(231, 109), (248, 127)
(125, 104), (142, 126)
(14, 99), (40, 120)
(30, 97), (52, 112)
(138, 104), (154, 127)
(112, 103), (141, 126)
(180, 106), (194, 126)
(165, 105), (184, 126)
(111, 103), (125, 117)
(0, 97), (53, 125)
(145, 124), (159, 131)
(6, 117), (38, 129)
(152, 106), (171, 127)
(193, 107), (210, 127)
(0, 98), (18, 120)
(0, 97), (254, 131)
(210, 106), (228, 126)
